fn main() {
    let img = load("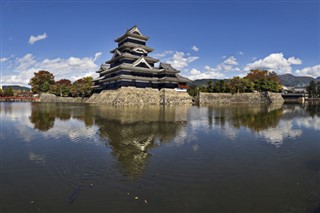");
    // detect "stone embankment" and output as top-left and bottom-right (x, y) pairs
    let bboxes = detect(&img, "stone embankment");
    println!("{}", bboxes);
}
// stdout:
(40, 87), (193, 105)
(40, 93), (88, 103)
(196, 92), (284, 105)
(40, 89), (284, 106)
(86, 87), (192, 105)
